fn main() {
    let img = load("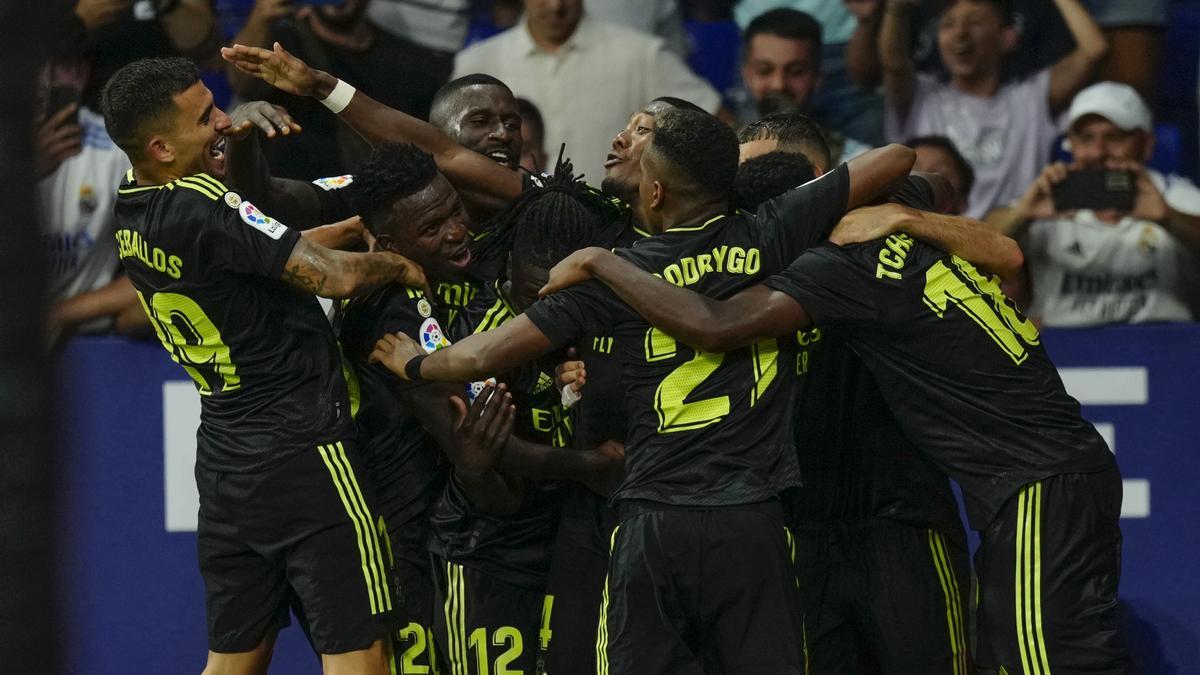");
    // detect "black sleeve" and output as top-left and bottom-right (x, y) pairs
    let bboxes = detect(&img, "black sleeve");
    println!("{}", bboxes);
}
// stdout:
(310, 175), (356, 224)
(755, 163), (851, 271)
(763, 244), (882, 326)
(203, 197), (300, 279)
(523, 280), (621, 349)
(889, 174), (937, 211)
